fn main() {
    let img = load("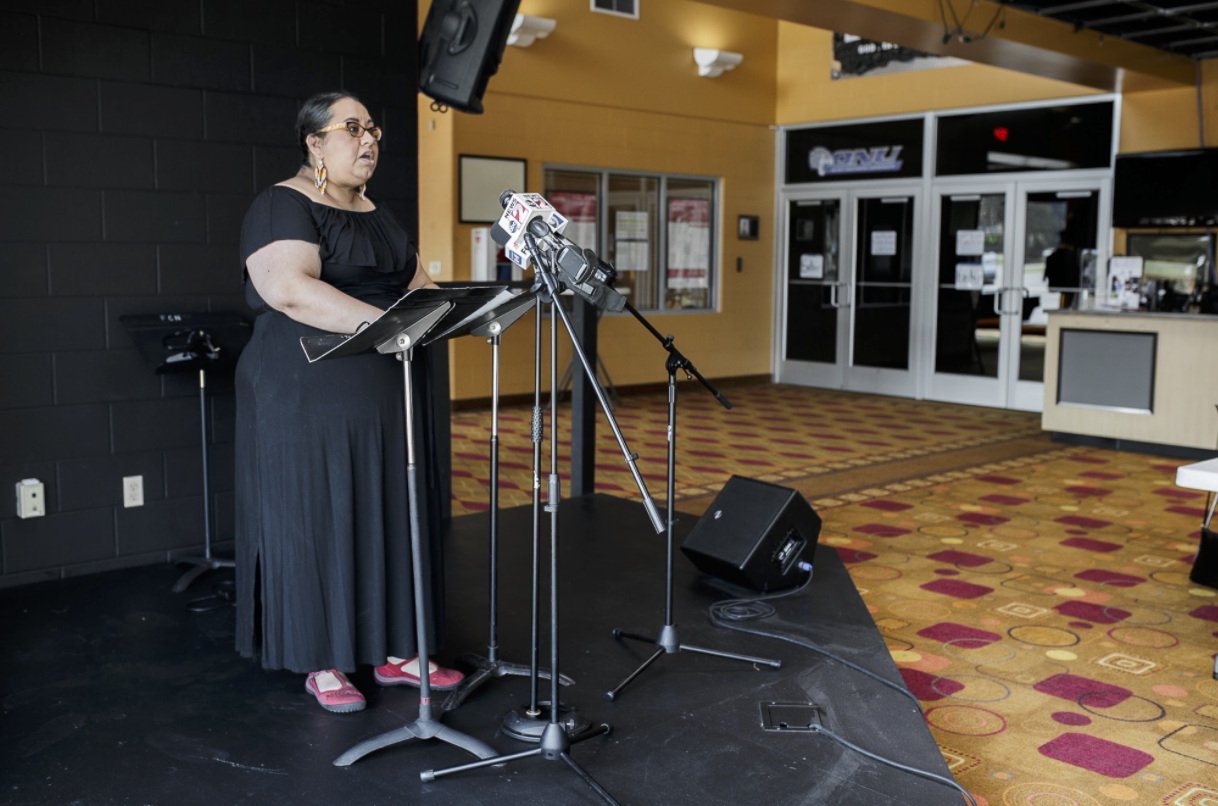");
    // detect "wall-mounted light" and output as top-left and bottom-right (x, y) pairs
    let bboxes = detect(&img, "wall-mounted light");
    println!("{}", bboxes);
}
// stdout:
(507, 14), (556, 47)
(693, 48), (743, 78)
